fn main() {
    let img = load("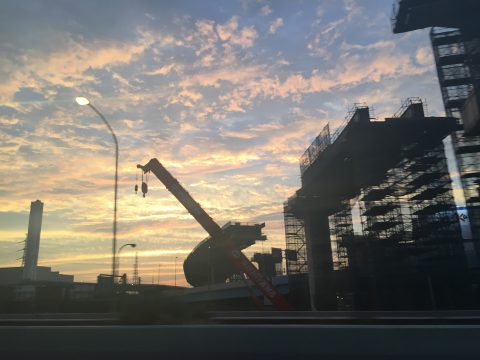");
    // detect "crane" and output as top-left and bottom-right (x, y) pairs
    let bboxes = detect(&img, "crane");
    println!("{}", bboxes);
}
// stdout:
(137, 158), (293, 311)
